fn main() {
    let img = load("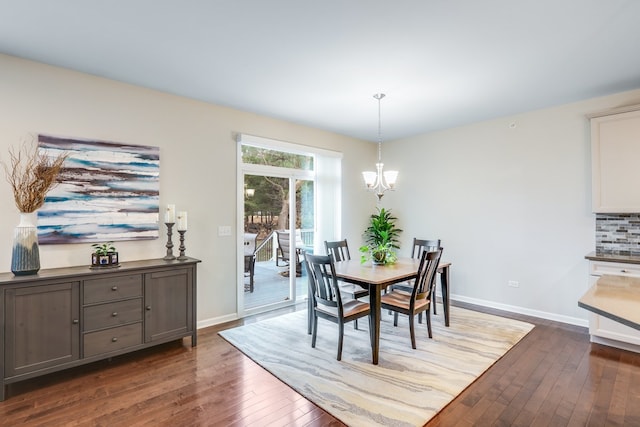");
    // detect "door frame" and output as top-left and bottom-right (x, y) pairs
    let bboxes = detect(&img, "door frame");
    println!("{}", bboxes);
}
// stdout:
(236, 139), (315, 317)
